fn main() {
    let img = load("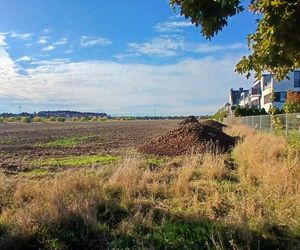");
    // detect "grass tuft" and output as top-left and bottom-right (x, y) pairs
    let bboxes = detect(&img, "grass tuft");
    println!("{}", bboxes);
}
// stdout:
(33, 155), (120, 167)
